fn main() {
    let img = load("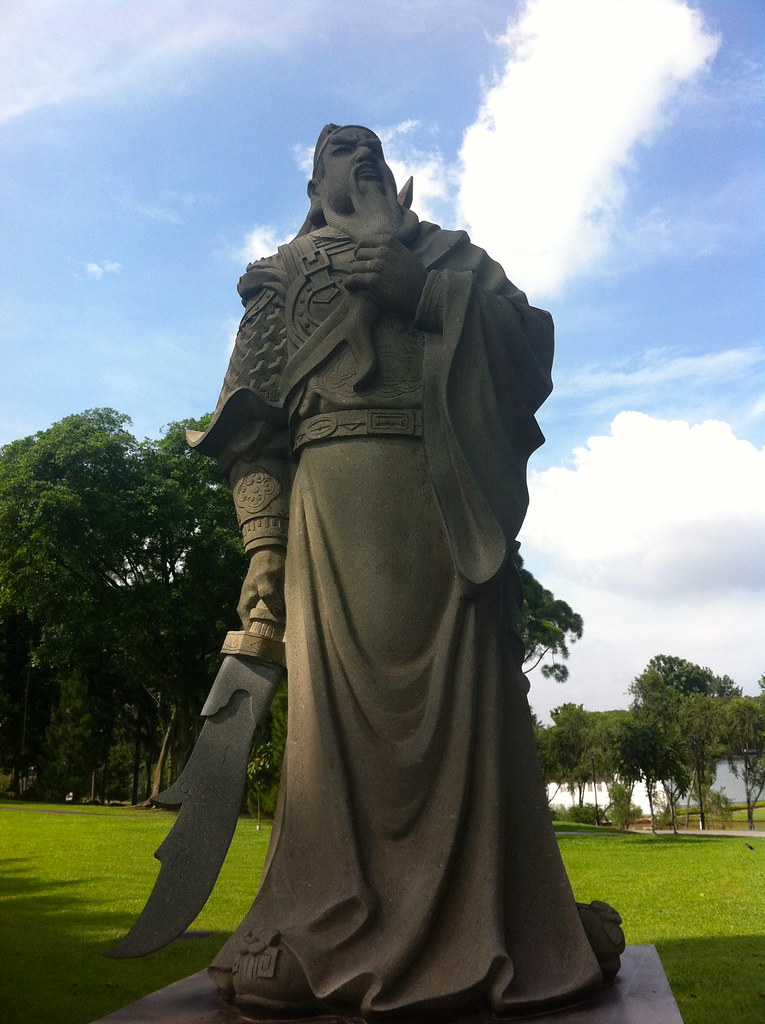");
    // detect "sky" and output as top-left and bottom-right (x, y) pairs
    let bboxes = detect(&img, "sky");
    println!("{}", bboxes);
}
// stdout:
(1, 0), (763, 720)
